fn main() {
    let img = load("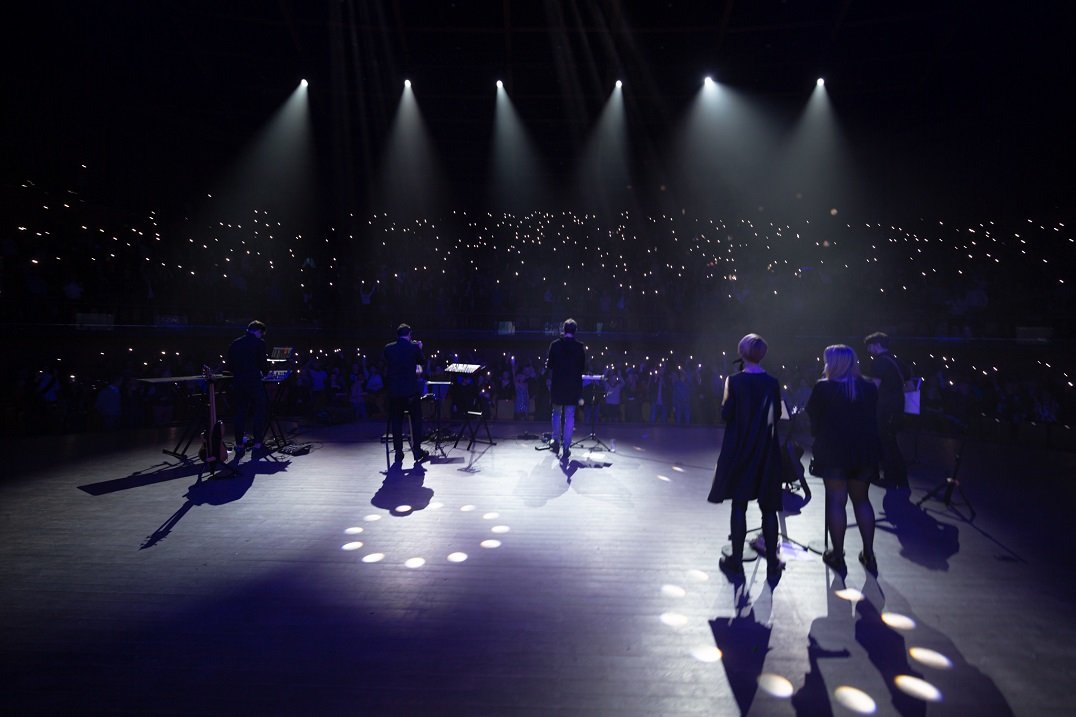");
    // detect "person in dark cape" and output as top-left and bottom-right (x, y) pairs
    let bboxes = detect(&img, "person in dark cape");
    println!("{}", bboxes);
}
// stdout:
(708, 333), (784, 581)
